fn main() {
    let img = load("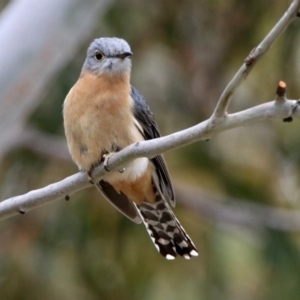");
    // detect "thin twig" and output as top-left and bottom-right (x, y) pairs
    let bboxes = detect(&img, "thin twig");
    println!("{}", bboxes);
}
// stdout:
(212, 0), (300, 118)
(0, 90), (299, 221)
(0, 3), (300, 223)
(175, 184), (300, 232)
